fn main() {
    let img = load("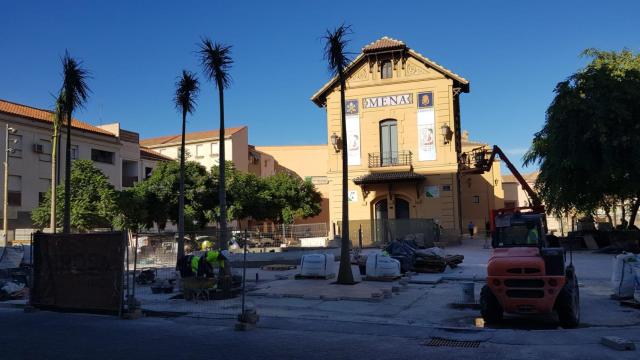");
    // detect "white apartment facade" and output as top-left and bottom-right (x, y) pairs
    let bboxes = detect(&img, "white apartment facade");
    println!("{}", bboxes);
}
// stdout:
(0, 99), (170, 232)
(140, 126), (249, 173)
